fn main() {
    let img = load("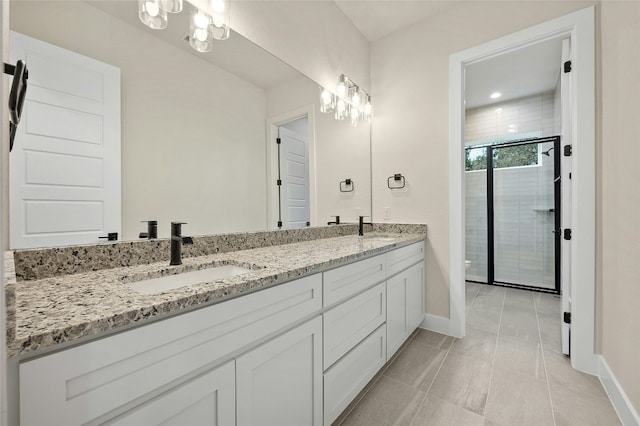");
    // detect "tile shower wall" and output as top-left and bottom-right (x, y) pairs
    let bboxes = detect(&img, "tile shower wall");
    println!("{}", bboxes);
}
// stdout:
(465, 147), (556, 288)
(465, 92), (557, 145)
(493, 148), (555, 289)
(465, 92), (557, 289)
